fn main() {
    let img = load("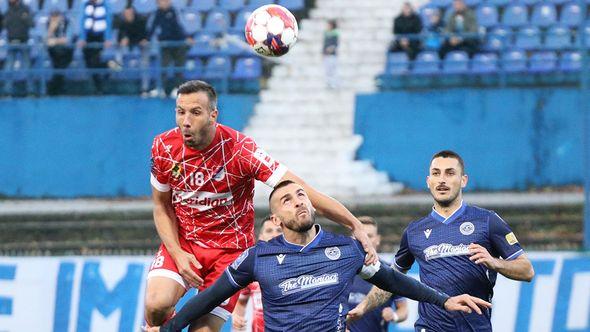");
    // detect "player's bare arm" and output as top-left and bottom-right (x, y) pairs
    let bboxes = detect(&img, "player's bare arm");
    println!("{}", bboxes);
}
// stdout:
(347, 286), (393, 321)
(468, 243), (535, 282)
(280, 170), (378, 264)
(152, 187), (203, 287)
(231, 295), (249, 330)
(382, 299), (408, 323)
